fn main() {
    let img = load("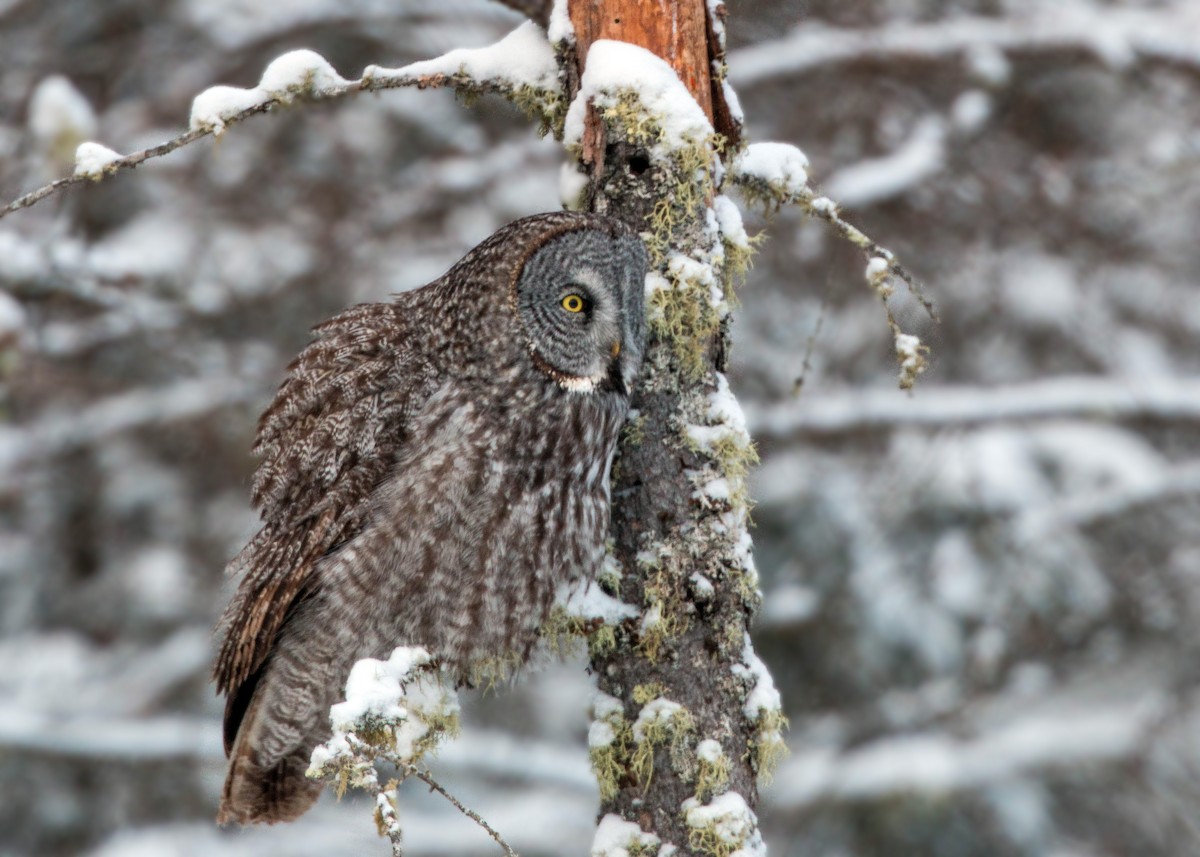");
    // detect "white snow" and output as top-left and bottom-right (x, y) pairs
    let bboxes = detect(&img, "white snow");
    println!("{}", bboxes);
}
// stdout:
(722, 79), (745, 125)
(565, 40), (713, 155)
(688, 372), (752, 453)
(865, 256), (890, 282)
(966, 44), (1012, 86)
(560, 160), (590, 210)
(329, 646), (433, 734)
(593, 691), (625, 722)
(733, 634), (782, 721)
(760, 583), (819, 627)
(639, 603), (663, 634)
(73, 142), (122, 178)
(28, 75), (97, 151)
(632, 698), (685, 743)
(548, 0), (574, 45)
(190, 48), (349, 133)
(189, 85), (270, 134)
(824, 117), (945, 208)
(690, 572), (715, 600)
(699, 477), (732, 501)
(588, 720), (617, 749)
(309, 645), (459, 774)
(713, 195), (749, 249)
(682, 792), (765, 856)
(810, 196), (837, 214)
(773, 691), (1164, 809)
(697, 738), (724, 764)
(895, 332), (928, 387)
(561, 578), (640, 623)
(258, 48), (349, 100)
(708, 372), (749, 434)
(365, 22), (559, 93)
(732, 142), (809, 197)
(951, 89), (993, 134)
(668, 251), (723, 309)
(591, 814), (660, 857)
